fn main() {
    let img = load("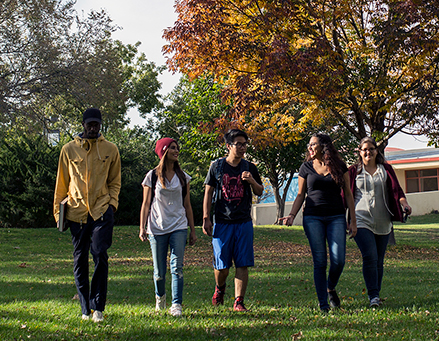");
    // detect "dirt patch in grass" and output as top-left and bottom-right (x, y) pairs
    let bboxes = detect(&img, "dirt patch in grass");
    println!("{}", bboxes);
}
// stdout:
(184, 238), (439, 268)
(386, 244), (439, 260)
